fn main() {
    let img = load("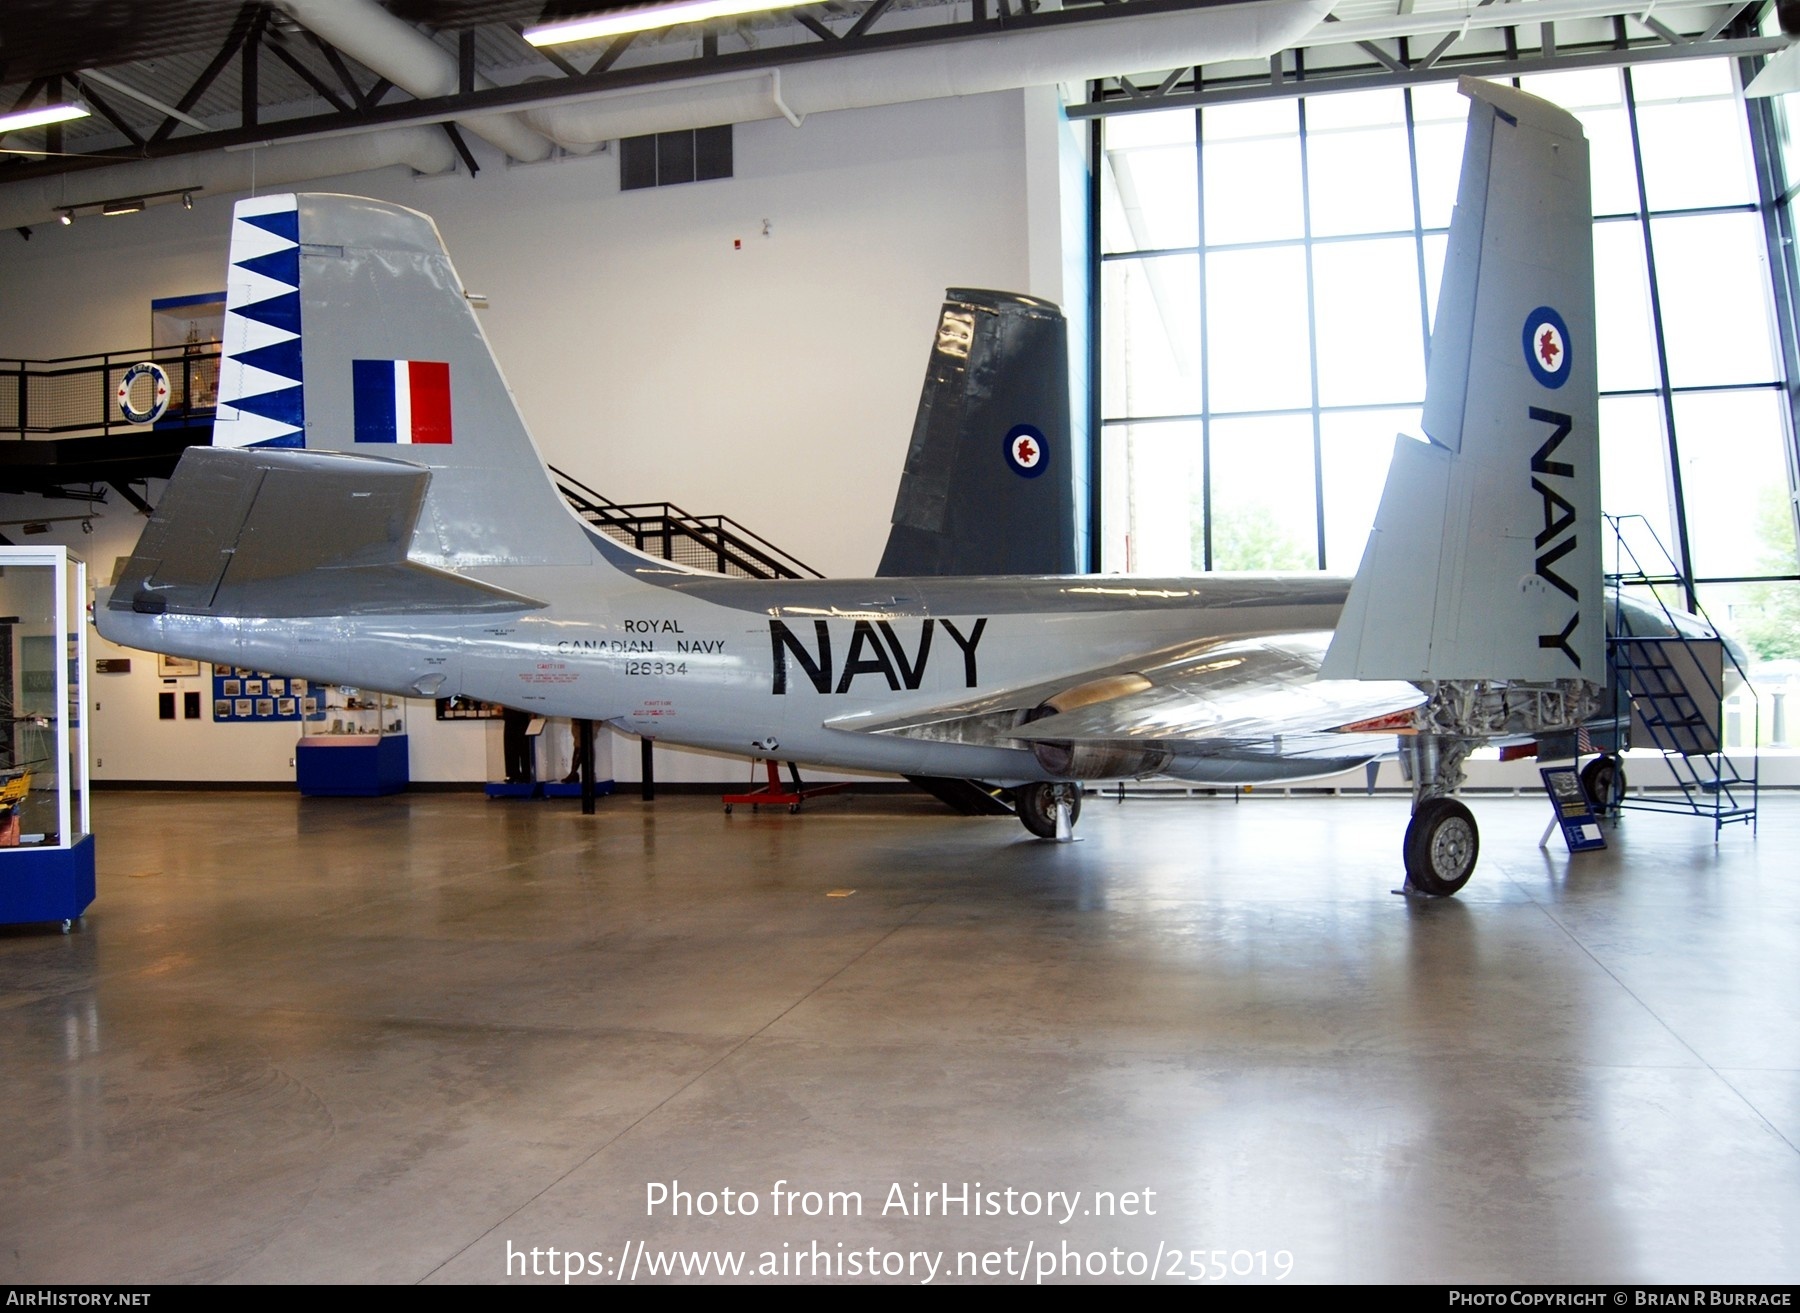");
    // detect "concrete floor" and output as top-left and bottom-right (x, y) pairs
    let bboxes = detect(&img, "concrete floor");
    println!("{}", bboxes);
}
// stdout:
(2, 786), (1797, 1286)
